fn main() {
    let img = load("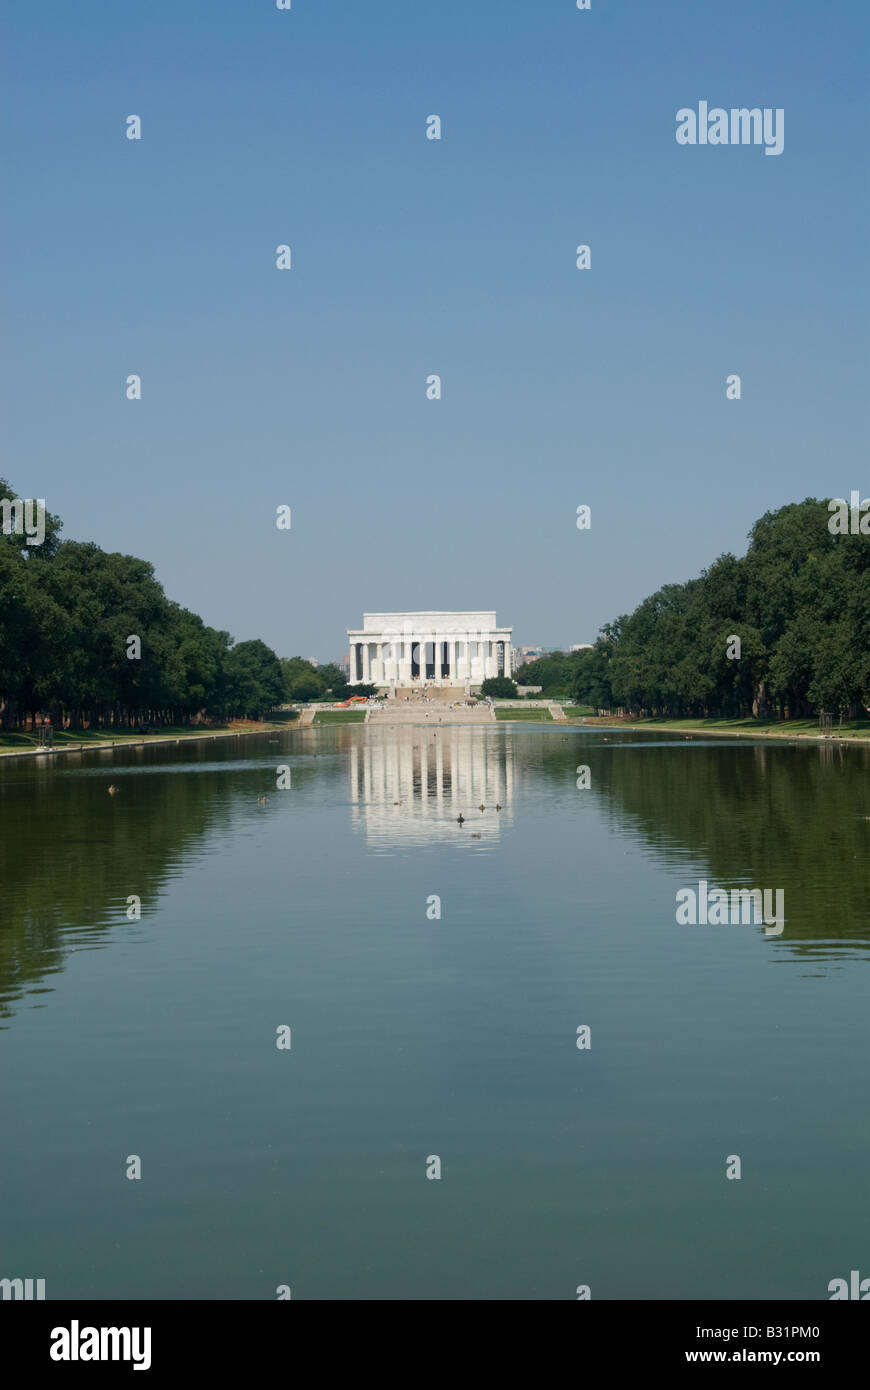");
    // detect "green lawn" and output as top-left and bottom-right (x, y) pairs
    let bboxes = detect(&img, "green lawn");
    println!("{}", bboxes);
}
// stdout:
(0, 720), (294, 755)
(588, 715), (870, 740)
(562, 705), (594, 718)
(313, 709), (367, 724)
(494, 707), (553, 721)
